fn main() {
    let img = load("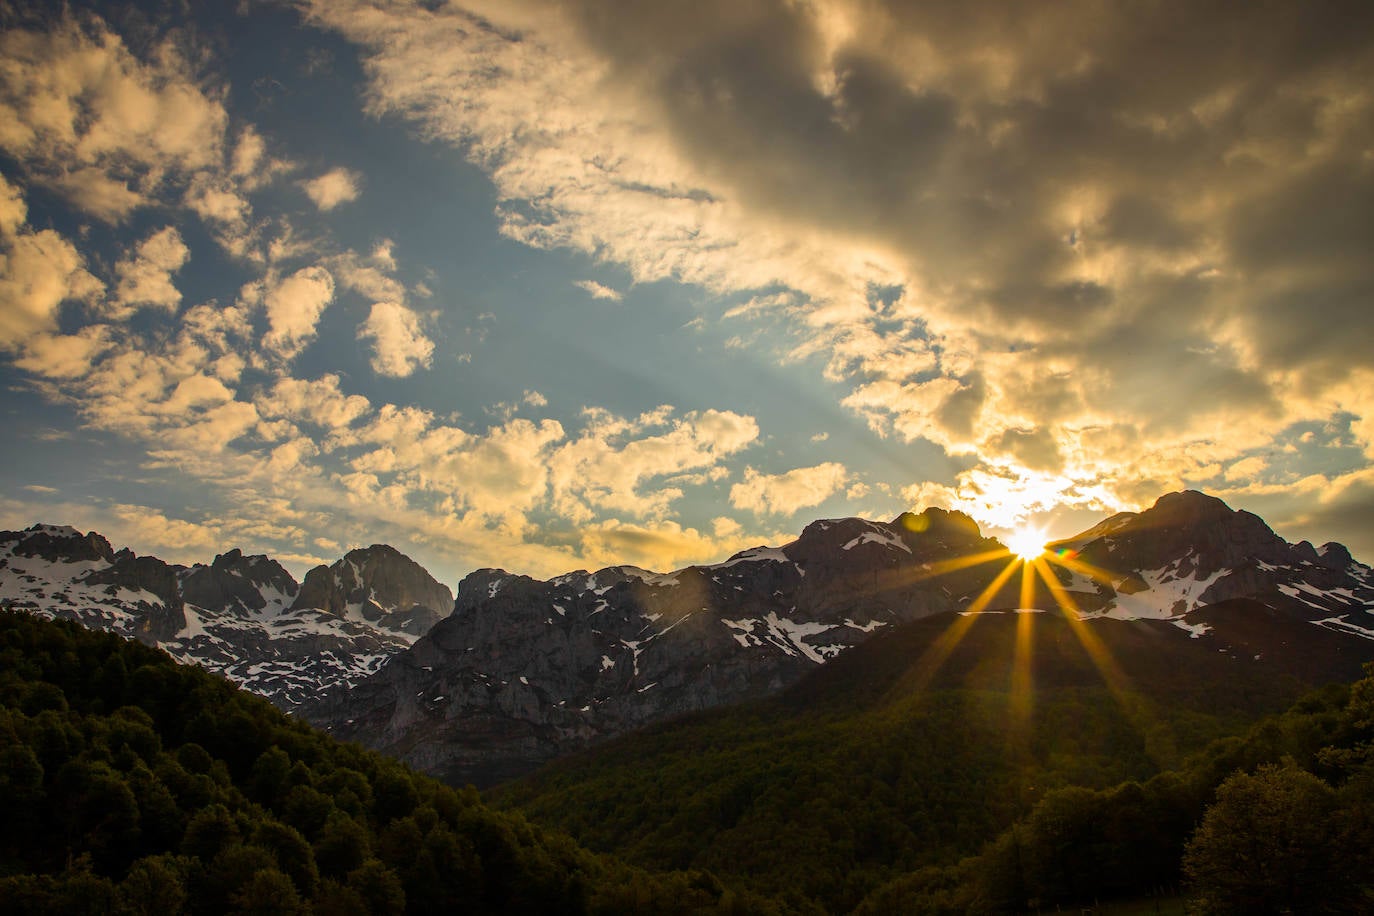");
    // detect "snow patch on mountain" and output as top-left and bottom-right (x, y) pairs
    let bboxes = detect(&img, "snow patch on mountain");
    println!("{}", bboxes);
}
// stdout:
(0, 526), (449, 710)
